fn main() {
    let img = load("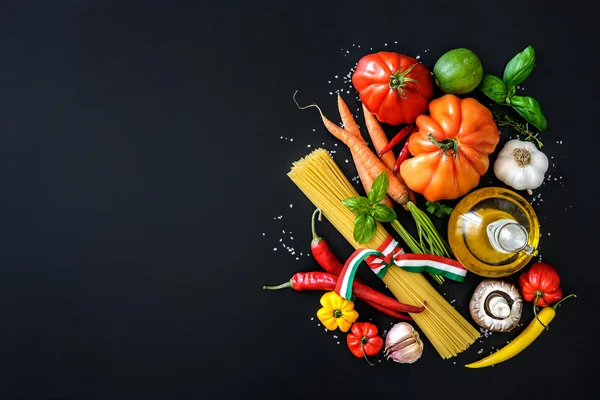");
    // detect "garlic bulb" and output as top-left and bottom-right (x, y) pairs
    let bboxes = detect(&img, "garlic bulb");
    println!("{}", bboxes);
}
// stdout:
(384, 322), (423, 364)
(493, 139), (549, 195)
